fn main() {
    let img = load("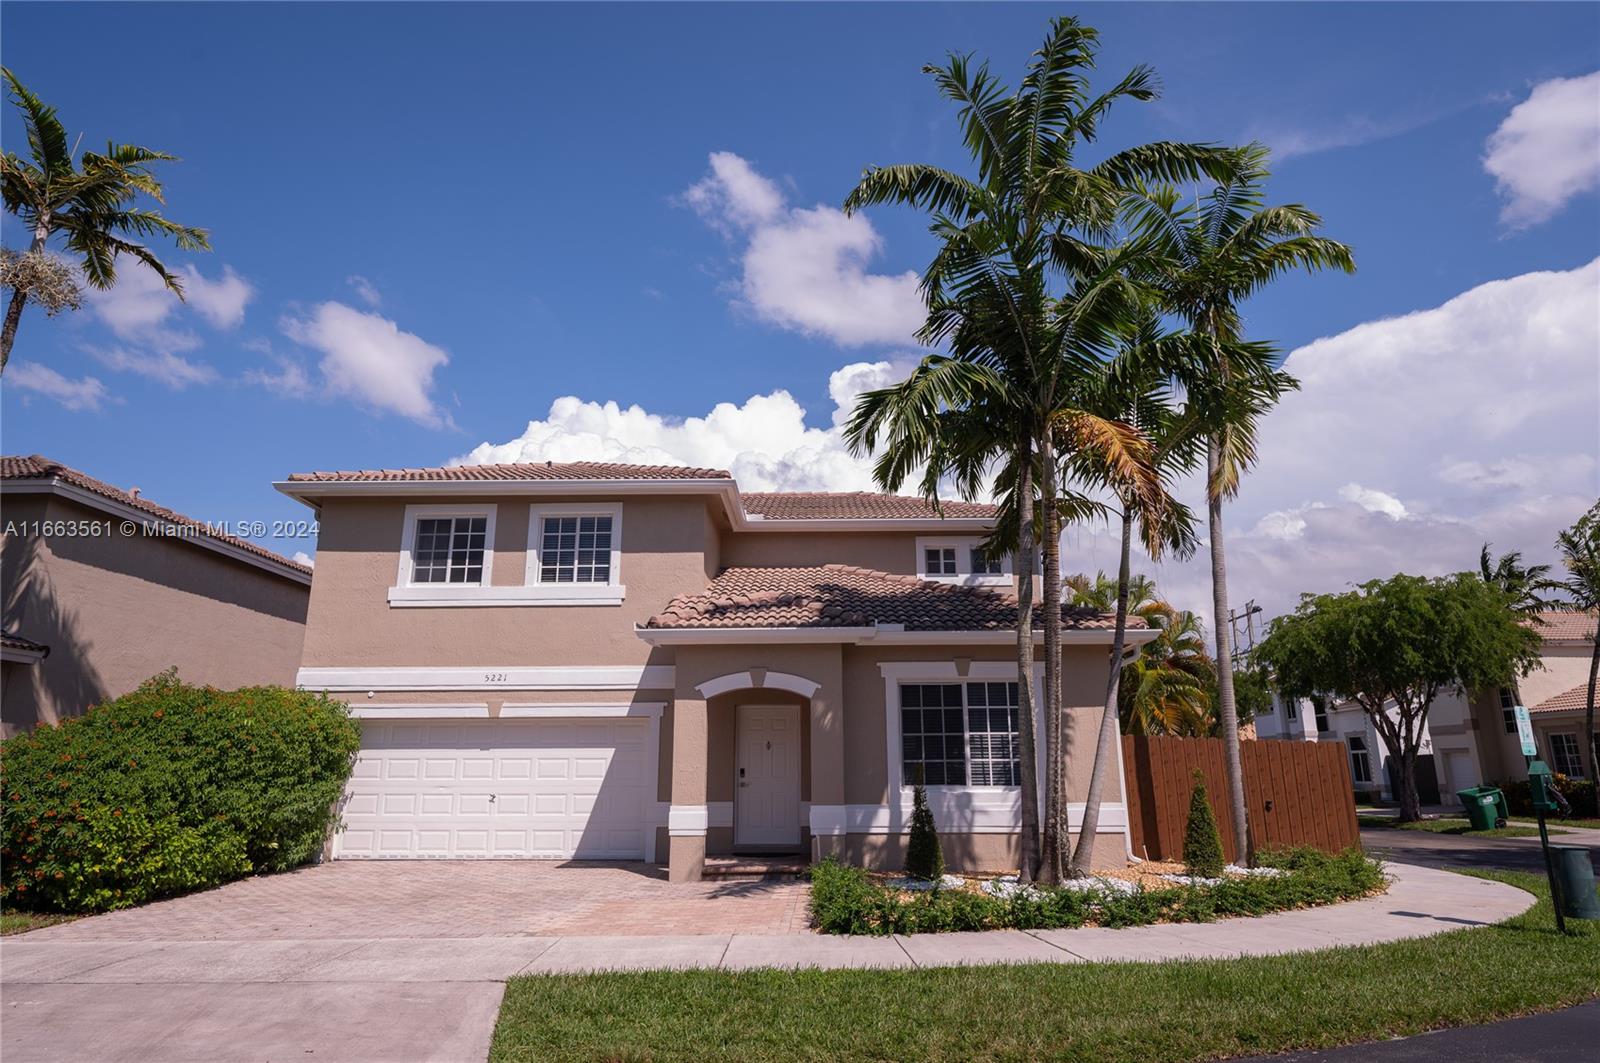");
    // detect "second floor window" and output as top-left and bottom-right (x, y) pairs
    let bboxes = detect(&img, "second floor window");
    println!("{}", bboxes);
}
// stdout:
(539, 514), (613, 584)
(1500, 688), (1518, 733)
(411, 516), (487, 584)
(970, 548), (1003, 576)
(1311, 695), (1329, 734)
(924, 547), (958, 576)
